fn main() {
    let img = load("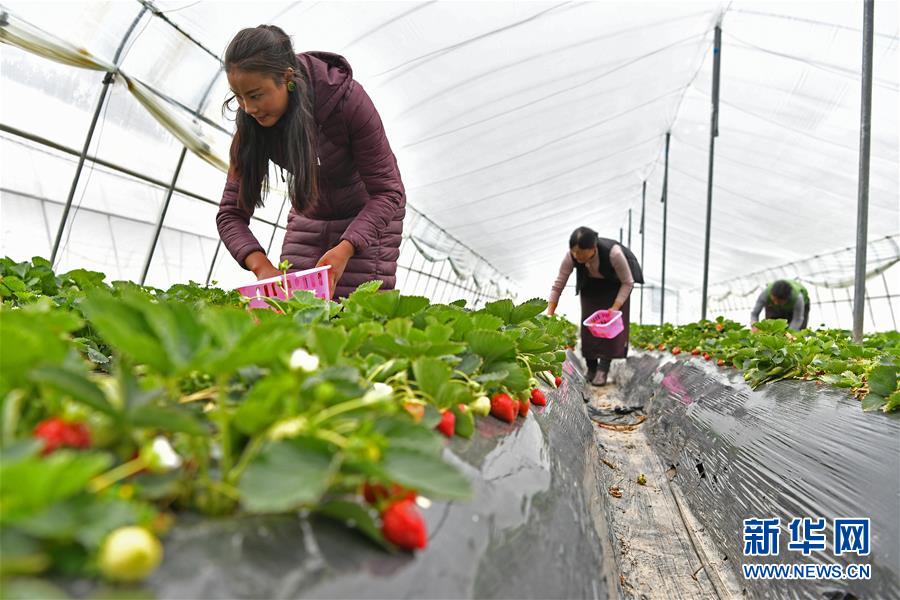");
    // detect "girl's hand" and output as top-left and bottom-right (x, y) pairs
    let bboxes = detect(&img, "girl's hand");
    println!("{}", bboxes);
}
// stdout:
(255, 265), (282, 280)
(547, 300), (558, 316)
(245, 251), (281, 280)
(316, 240), (355, 297)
